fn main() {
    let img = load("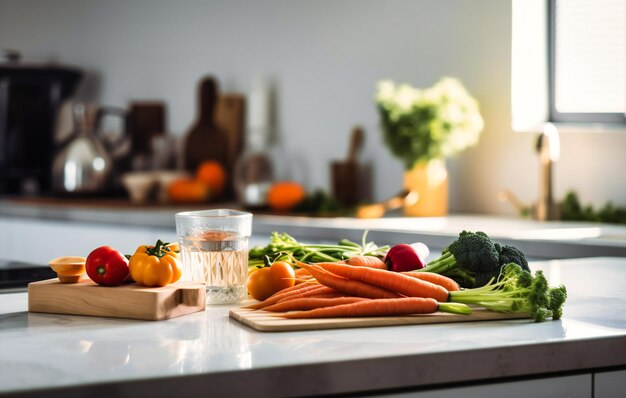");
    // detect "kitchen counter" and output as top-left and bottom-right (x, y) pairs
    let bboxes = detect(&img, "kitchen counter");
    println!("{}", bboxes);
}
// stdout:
(1, 257), (625, 397)
(1, 198), (626, 260)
